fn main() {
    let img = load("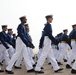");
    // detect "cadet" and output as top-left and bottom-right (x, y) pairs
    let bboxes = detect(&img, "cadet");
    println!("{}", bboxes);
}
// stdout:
(5, 16), (35, 74)
(0, 25), (12, 72)
(14, 24), (35, 68)
(35, 15), (63, 74)
(57, 29), (70, 64)
(0, 25), (10, 65)
(66, 24), (76, 70)
(25, 24), (35, 59)
(7, 29), (15, 58)
(54, 33), (63, 61)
